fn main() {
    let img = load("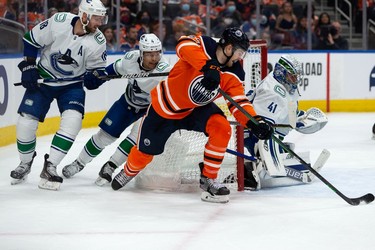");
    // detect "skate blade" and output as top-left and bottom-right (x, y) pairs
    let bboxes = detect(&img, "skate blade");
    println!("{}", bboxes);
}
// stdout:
(95, 176), (110, 187)
(201, 192), (229, 204)
(38, 179), (61, 191)
(11, 176), (27, 185)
